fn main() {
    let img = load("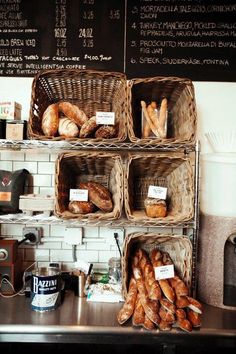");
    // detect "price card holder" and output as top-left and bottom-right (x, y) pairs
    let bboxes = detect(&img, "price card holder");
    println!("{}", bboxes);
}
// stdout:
(148, 185), (167, 200)
(96, 112), (115, 125)
(154, 264), (174, 280)
(69, 189), (88, 202)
